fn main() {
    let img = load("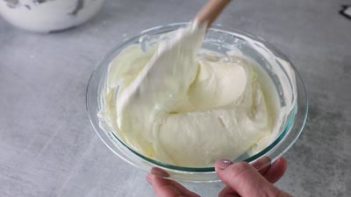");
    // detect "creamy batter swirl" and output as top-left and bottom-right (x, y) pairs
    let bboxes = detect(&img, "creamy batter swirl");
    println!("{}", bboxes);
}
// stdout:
(100, 23), (278, 167)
